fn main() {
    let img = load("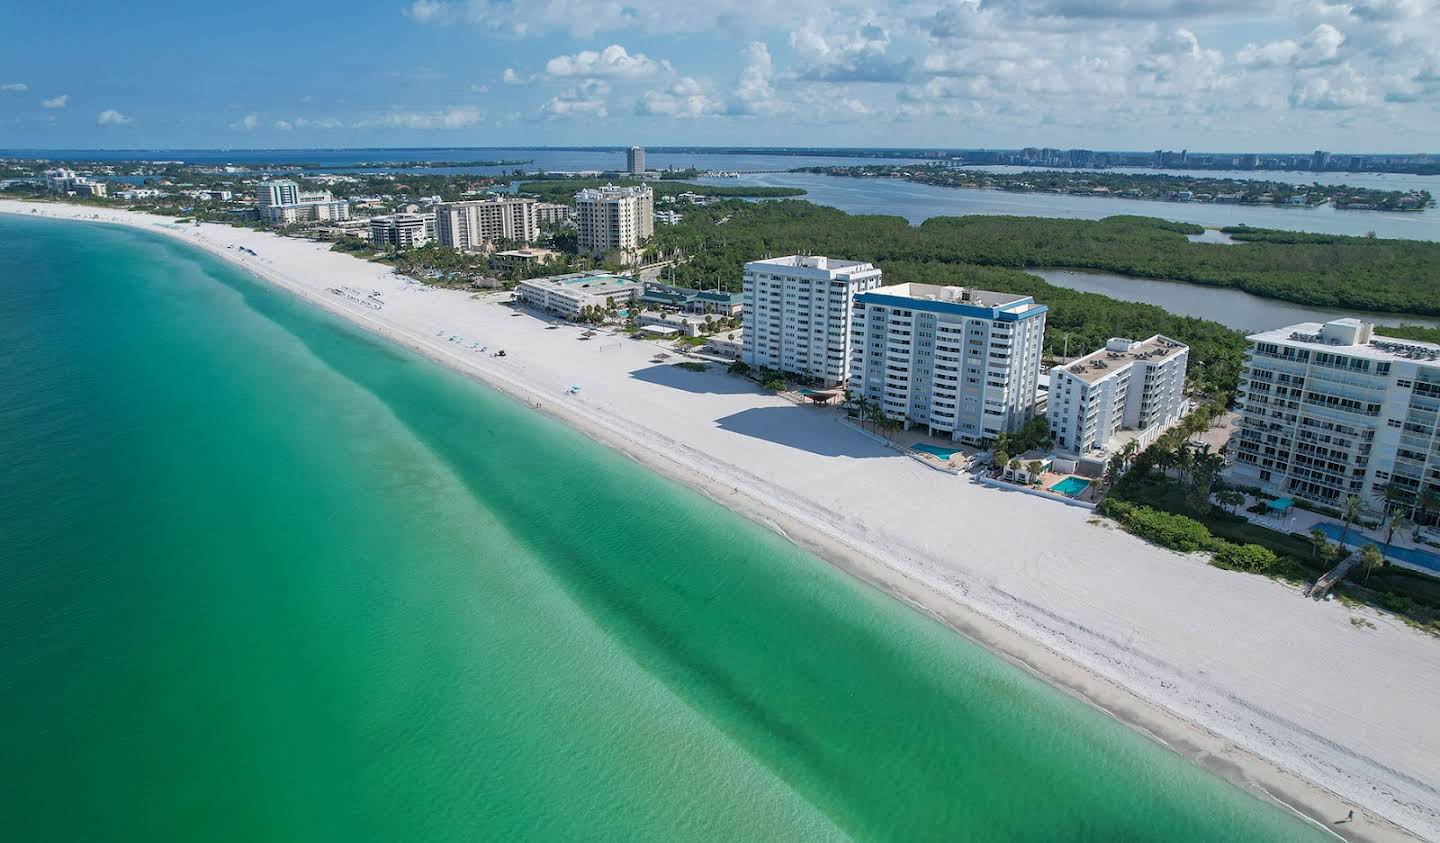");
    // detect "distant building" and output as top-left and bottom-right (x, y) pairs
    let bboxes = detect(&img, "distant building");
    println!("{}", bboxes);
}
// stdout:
(535, 202), (574, 227)
(117, 188), (163, 200)
(655, 209), (683, 225)
(575, 184), (653, 263)
(636, 310), (708, 337)
(260, 194), (350, 224)
(254, 180), (300, 207)
(851, 283), (1048, 445)
(1231, 318), (1440, 517)
(434, 197), (538, 250)
(369, 213), (434, 249)
(515, 271), (641, 319)
(627, 146), (645, 175)
(1311, 150), (1332, 172)
(1048, 336), (1189, 465)
(44, 168), (107, 197)
(742, 255), (883, 387)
